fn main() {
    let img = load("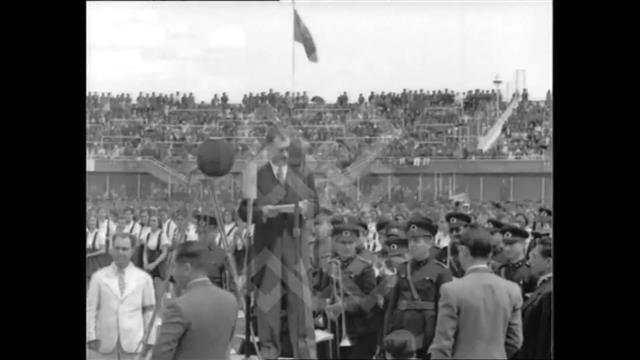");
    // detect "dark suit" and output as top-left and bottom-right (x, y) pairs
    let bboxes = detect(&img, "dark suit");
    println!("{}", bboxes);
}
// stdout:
(238, 162), (319, 359)
(517, 276), (552, 359)
(152, 278), (238, 360)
